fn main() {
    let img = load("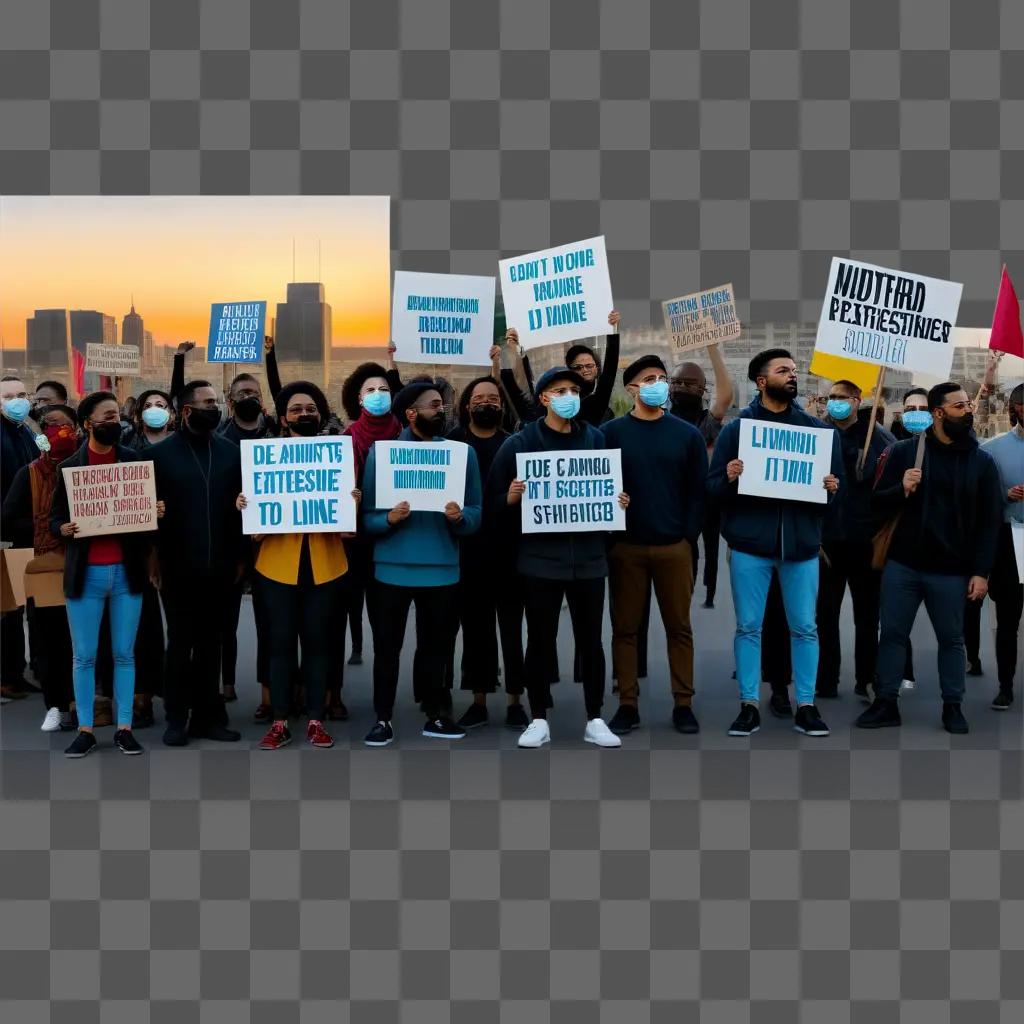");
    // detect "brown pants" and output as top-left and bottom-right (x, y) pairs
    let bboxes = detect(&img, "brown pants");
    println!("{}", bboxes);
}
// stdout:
(609, 540), (695, 707)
